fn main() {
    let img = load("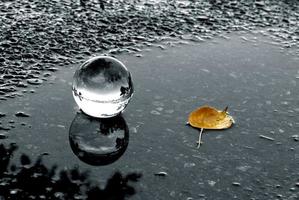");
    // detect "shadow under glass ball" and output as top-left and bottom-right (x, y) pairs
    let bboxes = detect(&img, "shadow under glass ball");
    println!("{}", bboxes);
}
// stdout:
(69, 112), (129, 166)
